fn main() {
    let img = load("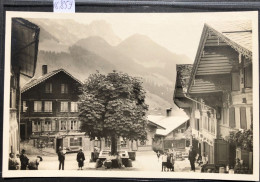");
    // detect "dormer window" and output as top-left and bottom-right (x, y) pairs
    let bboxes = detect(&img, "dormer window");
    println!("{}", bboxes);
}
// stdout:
(45, 83), (52, 93)
(61, 83), (68, 94)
